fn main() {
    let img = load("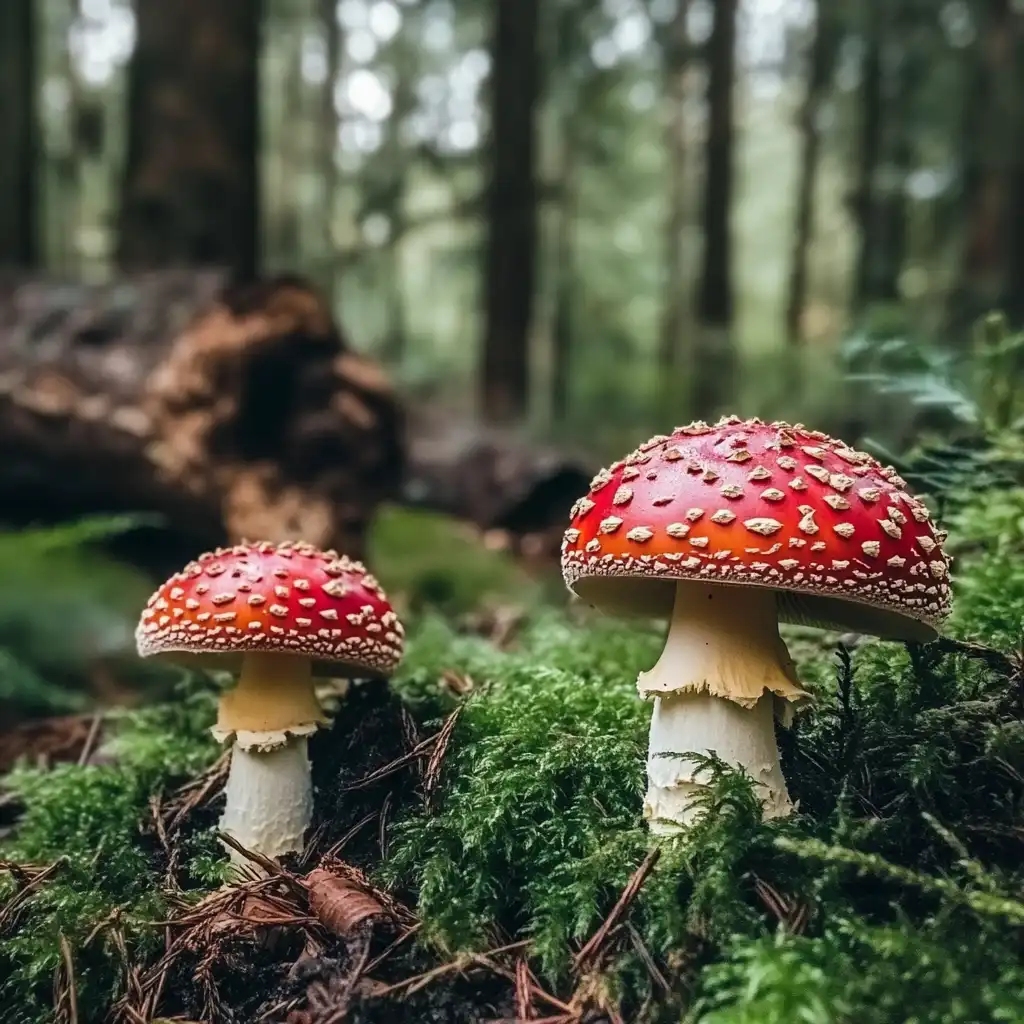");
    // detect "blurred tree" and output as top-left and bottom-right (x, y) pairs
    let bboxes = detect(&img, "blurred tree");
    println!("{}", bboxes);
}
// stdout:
(658, 0), (691, 413)
(549, 0), (586, 424)
(949, 0), (1017, 330)
(785, 0), (838, 342)
(853, 0), (912, 308)
(117, 0), (262, 277)
(694, 0), (738, 417)
(0, 0), (38, 269)
(480, 0), (541, 424)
